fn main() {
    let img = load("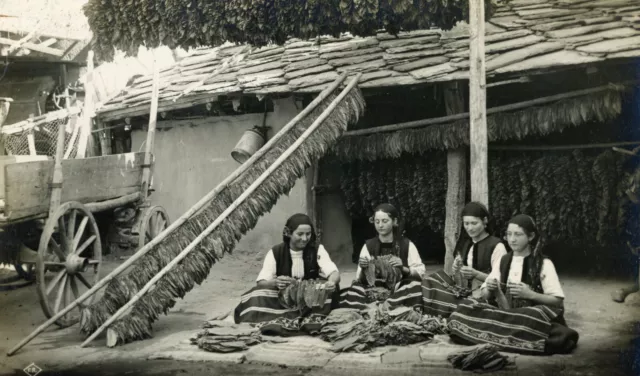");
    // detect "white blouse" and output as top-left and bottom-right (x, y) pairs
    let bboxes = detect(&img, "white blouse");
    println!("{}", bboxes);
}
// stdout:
(481, 255), (565, 299)
(355, 241), (426, 280)
(256, 244), (339, 282)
